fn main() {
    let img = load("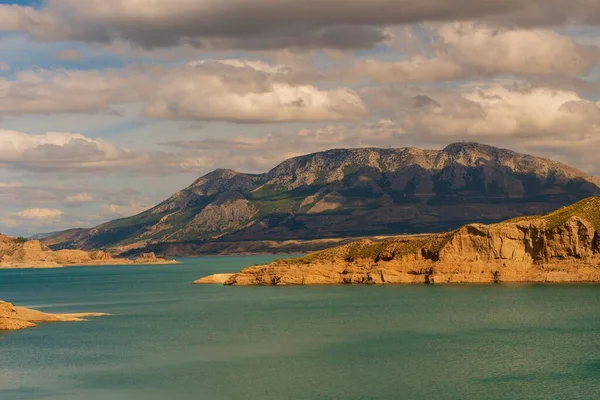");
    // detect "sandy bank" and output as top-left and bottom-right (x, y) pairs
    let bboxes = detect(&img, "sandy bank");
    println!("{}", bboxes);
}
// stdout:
(0, 300), (108, 331)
